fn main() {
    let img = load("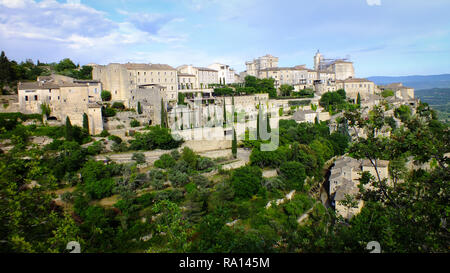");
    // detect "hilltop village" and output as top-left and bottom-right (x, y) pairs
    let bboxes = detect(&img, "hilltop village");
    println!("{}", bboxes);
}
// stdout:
(1, 49), (447, 254)
(0, 51), (420, 220)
